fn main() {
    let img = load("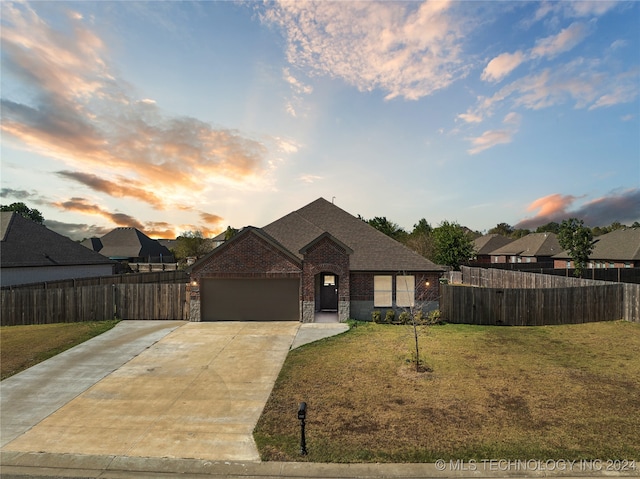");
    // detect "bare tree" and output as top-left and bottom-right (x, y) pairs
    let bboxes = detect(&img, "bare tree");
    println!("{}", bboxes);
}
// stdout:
(396, 273), (441, 373)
